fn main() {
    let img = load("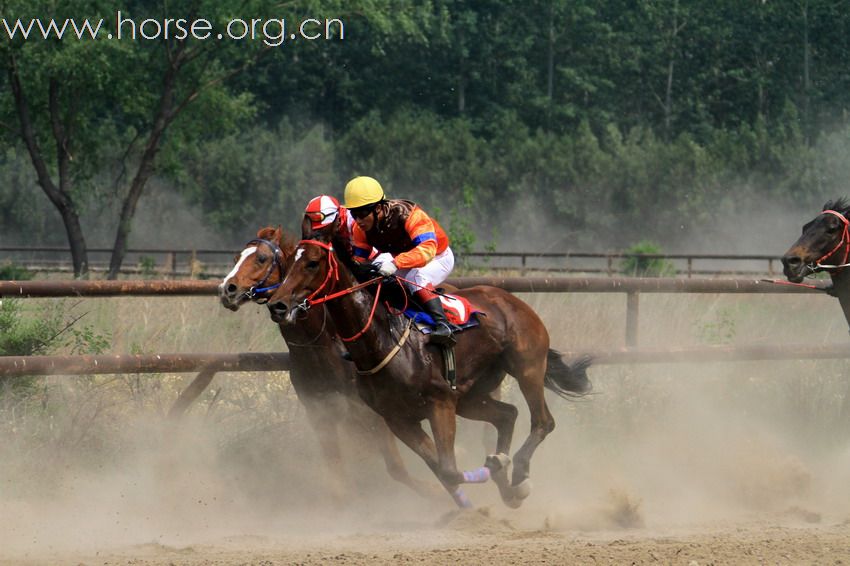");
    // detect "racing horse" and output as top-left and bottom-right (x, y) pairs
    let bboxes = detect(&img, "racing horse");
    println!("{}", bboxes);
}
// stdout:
(782, 198), (850, 327)
(219, 226), (439, 502)
(266, 225), (591, 509)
